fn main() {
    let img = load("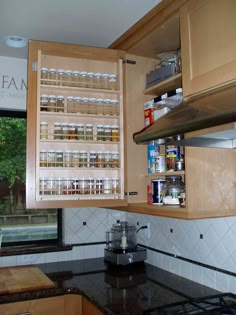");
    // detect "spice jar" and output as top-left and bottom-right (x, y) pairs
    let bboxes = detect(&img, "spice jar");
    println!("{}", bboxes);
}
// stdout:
(56, 95), (64, 112)
(94, 73), (102, 89)
(66, 96), (74, 113)
(96, 124), (104, 141)
(85, 124), (93, 141)
(63, 178), (73, 195)
(97, 151), (105, 168)
(40, 177), (47, 195)
(62, 123), (69, 140)
(71, 178), (79, 194)
(96, 98), (104, 115)
(40, 122), (48, 140)
(40, 94), (49, 111)
(112, 178), (119, 194)
(101, 73), (109, 89)
(79, 150), (88, 168)
(104, 125), (111, 141)
(111, 99), (119, 116)
(103, 99), (112, 115)
(81, 97), (89, 114)
(103, 178), (112, 194)
(63, 150), (71, 167)
(104, 151), (112, 168)
(41, 67), (48, 85)
(77, 123), (84, 140)
(47, 178), (56, 195)
(95, 178), (103, 194)
(87, 72), (95, 88)
(89, 151), (97, 168)
(54, 122), (62, 140)
(40, 150), (47, 167)
(48, 95), (57, 112)
(55, 150), (63, 167)
(64, 70), (73, 86)
(80, 71), (88, 87)
(108, 74), (117, 90)
(57, 69), (65, 86)
(111, 151), (119, 168)
(88, 177), (95, 194)
(55, 178), (63, 195)
(48, 68), (57, 85)
(111, 125), (119, 142)
(88, 97), (97, 115)
(71, 150), (79, 167)
(68, 123), (76, 140)
(72, 71), (80, 87)
(47, 150), (56, 167)
(74, 97), (82, 113)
